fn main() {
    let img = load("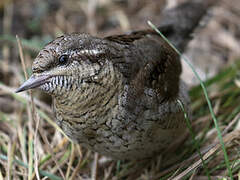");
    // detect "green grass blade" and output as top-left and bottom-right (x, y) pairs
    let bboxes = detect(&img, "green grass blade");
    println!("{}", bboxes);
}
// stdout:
(147, 21), (233, 179)
(177, 99), (210, 179)
(0, 154), (63, 180)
